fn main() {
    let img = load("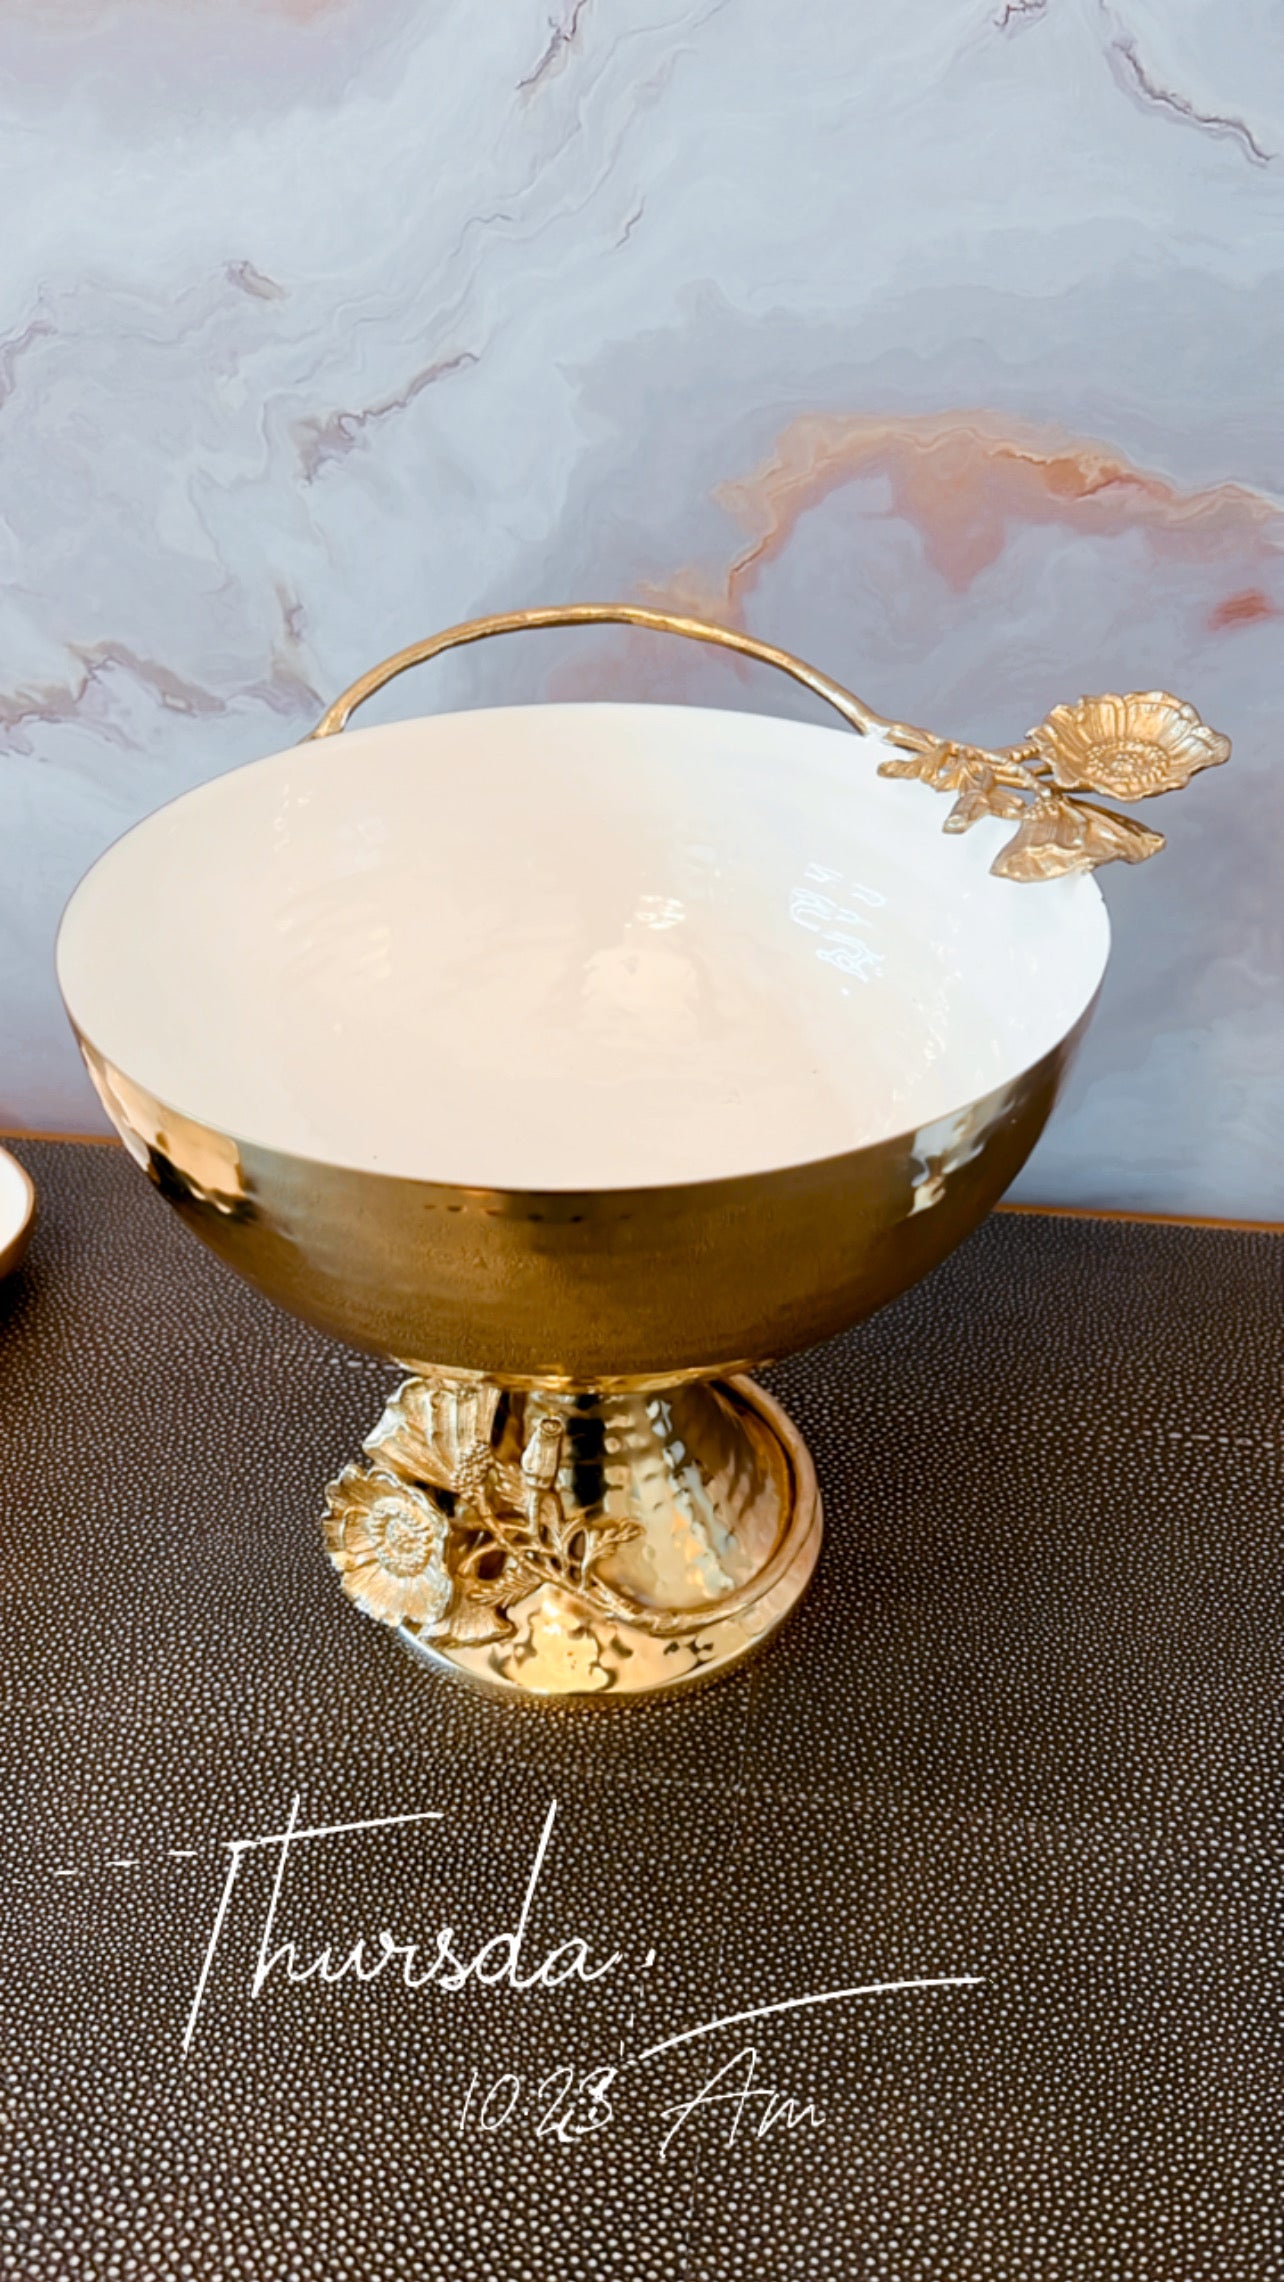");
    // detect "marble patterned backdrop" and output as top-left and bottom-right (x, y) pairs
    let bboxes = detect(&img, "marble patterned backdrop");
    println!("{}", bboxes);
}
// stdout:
(1, 0), (1281, 1214)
